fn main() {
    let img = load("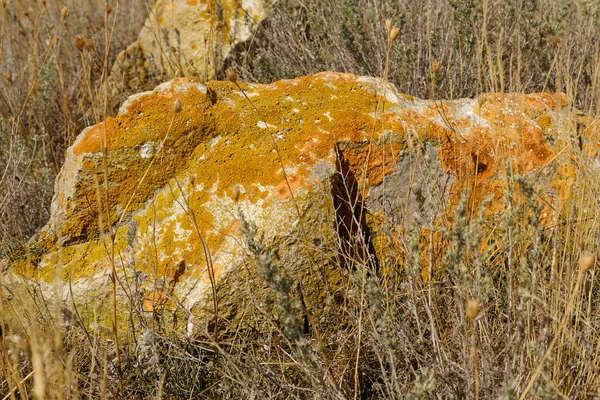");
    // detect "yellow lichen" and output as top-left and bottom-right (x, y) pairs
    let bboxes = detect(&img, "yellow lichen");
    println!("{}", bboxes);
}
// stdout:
(18, 75), (583, 313)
